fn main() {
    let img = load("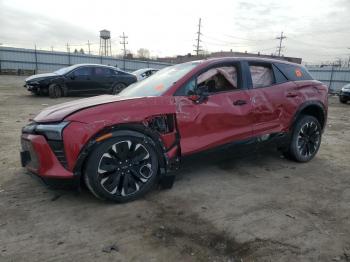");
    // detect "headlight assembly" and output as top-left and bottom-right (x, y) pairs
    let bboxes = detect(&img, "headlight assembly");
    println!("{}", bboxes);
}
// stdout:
(35, 122), (69, 140)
